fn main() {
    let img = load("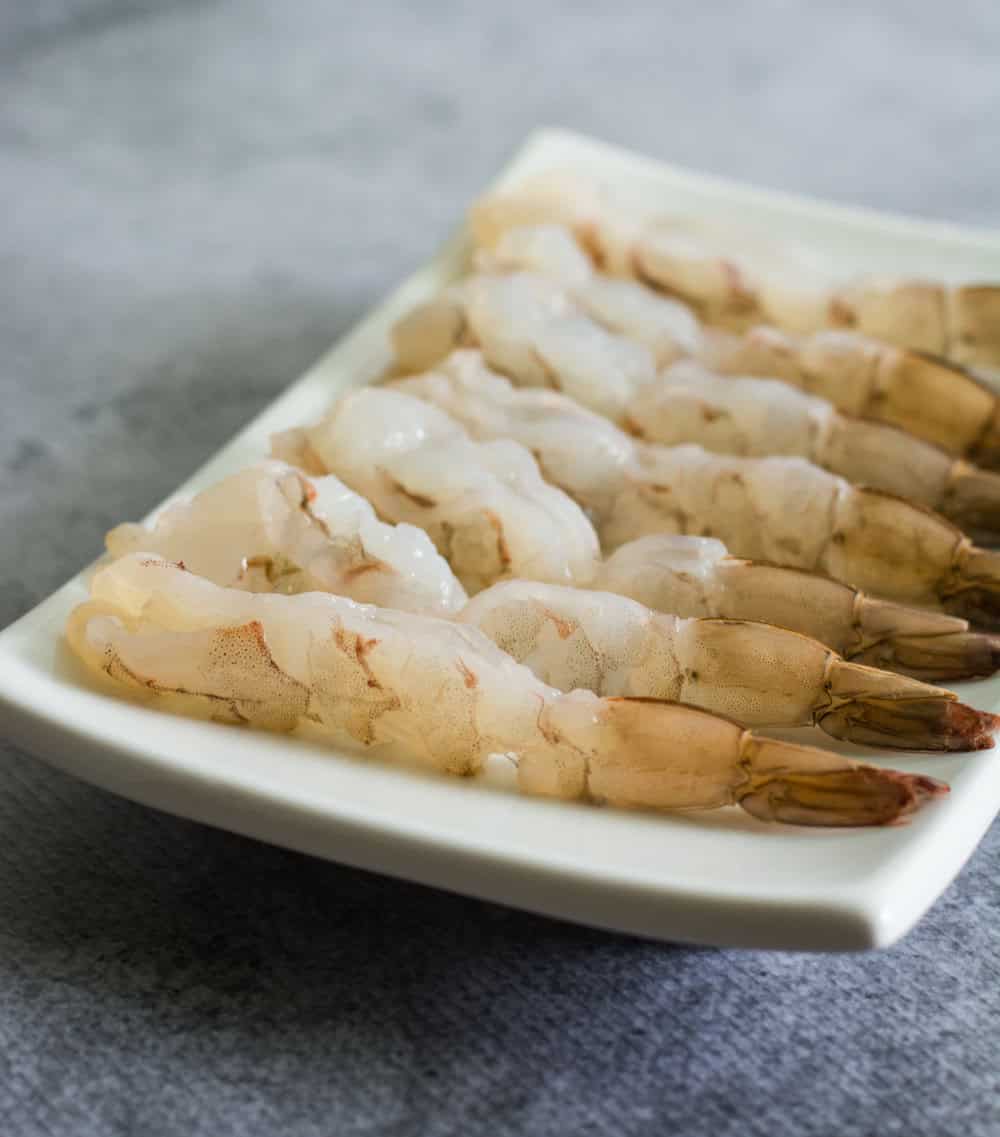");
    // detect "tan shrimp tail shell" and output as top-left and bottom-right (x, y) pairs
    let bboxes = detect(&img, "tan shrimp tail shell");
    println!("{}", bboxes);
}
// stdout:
(849, 591), (1000, 681)
(949, 286), (1000, 370)
(820, 658), (998, 751)
(823, 487), (1000, 629)
(737, 737), (948, 827)
(944, 546), (1000, 628)
(528, 699), (949, 827)
(704, 327), (1000, 467)
(940, 461), (1000, 538)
